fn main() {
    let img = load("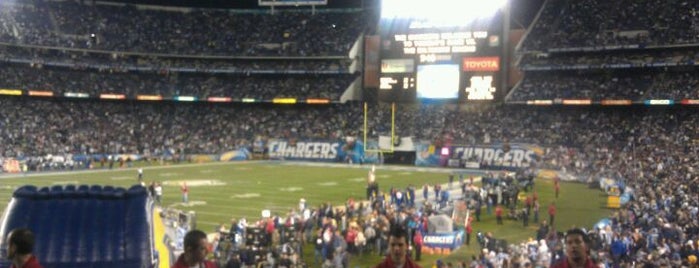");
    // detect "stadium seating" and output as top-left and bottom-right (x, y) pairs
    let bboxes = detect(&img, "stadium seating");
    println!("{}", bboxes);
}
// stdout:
(0, 63), (354, 99)
(519, 0), (699, 51)
(0, 185), (155, 268)
(509, 0), (699, 102)
(0, 2), (364, 101)
(0, 1), (369, 56)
